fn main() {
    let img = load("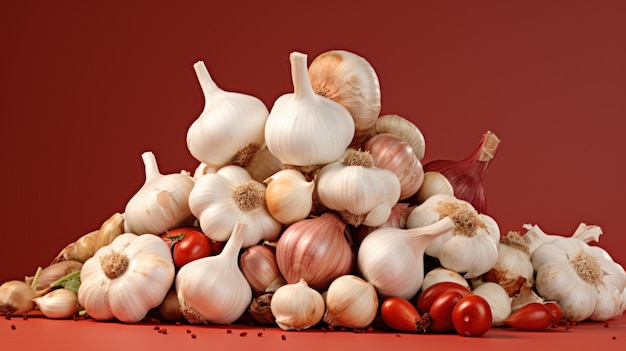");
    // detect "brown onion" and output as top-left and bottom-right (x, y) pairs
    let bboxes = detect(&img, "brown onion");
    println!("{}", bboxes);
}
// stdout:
(422, 131), (500, 213)
(276, 213), (354, 291)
